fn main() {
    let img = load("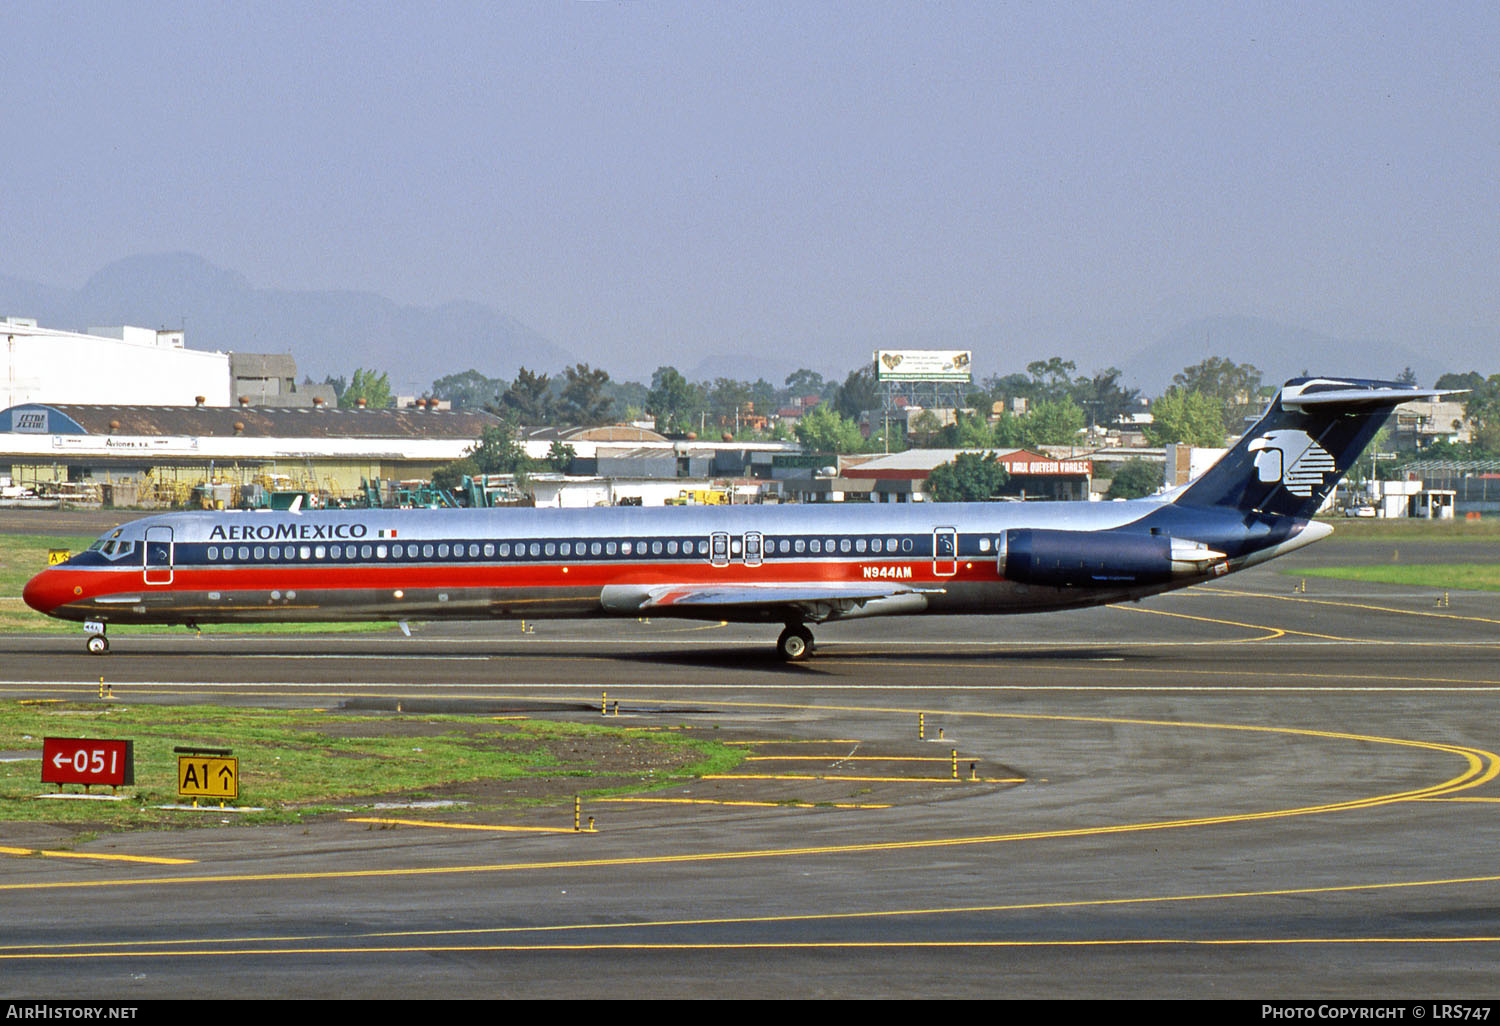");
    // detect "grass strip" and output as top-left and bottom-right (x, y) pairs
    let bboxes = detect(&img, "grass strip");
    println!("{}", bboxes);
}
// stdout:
(0, 701), (741, 837)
